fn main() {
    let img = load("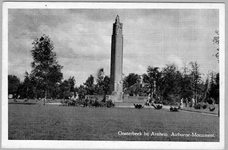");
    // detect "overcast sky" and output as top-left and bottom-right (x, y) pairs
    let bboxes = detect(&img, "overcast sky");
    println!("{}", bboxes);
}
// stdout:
(8, 9), (219, 86)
